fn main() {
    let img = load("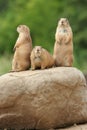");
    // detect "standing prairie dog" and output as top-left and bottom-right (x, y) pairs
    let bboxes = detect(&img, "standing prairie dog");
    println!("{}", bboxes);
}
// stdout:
(11, 25), (32, 72)
(53, 18), (74, 67)
(30, 46), (54, 70)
